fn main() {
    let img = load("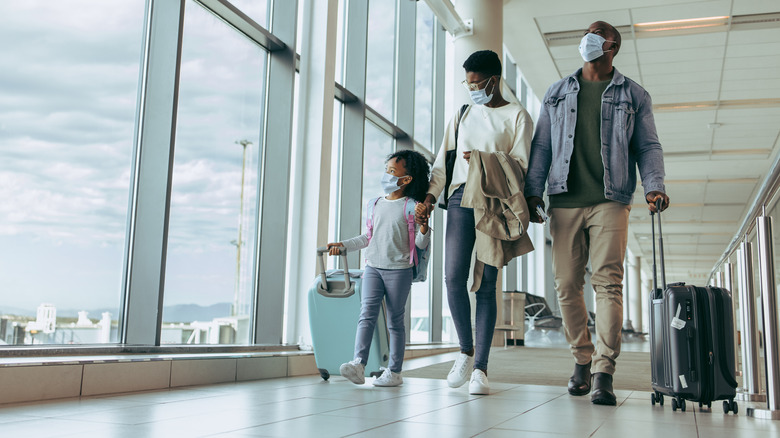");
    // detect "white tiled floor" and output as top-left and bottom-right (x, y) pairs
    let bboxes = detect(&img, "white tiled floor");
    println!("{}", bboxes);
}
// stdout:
(0, 371), (776, 437)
